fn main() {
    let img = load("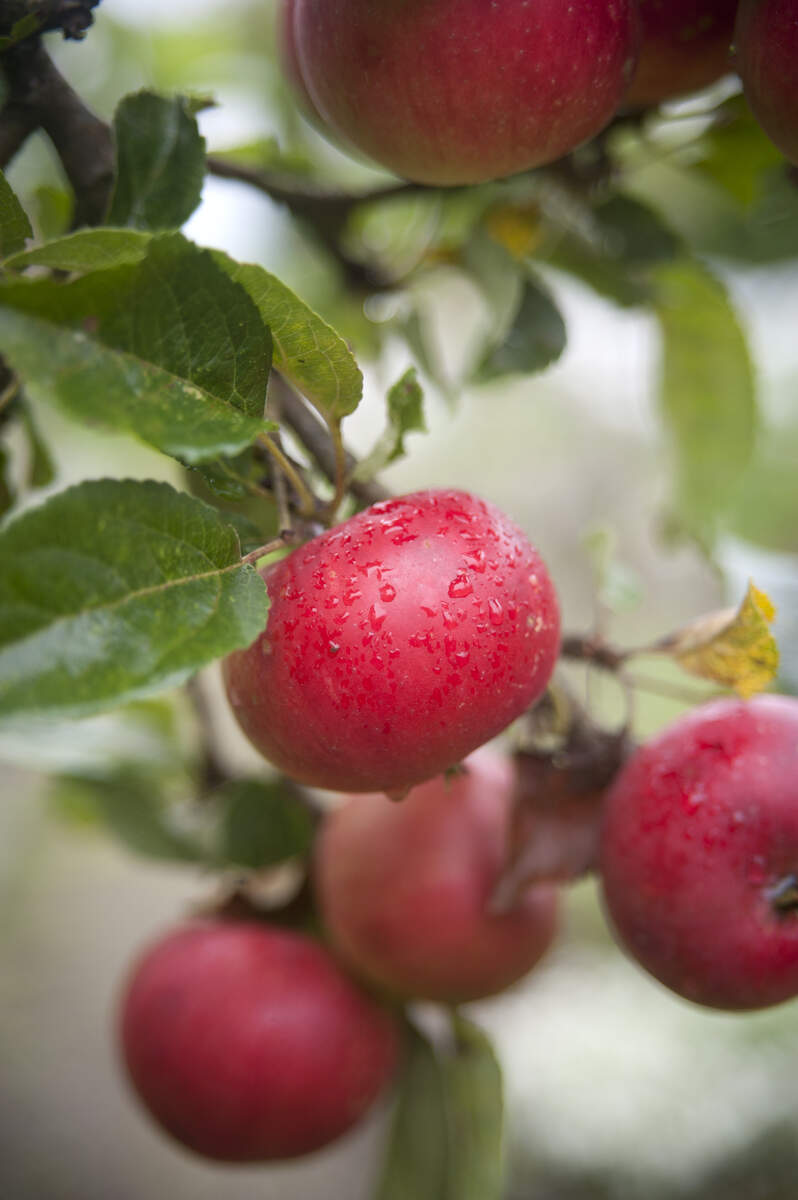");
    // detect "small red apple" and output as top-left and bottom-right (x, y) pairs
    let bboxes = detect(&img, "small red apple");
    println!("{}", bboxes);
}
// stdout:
(599, 695), (798, 1010)
(624, 0), (737, 107)
(119, 920), (400, 1160)
(735, 0), (798, 165)
(293, 0), (640, 185)
(223, 489), (560, 794)
(315, 747), (558, 1002)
